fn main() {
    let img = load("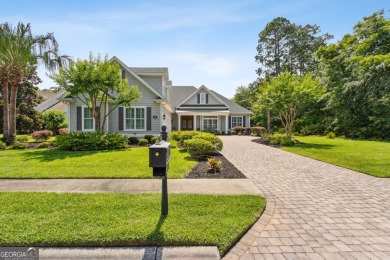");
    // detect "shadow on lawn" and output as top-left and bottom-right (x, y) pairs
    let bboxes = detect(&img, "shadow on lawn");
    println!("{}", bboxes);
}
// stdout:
(293, 142), (335, 150)
(19, 149), (129, 162)
(147, 215), (166, 241)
